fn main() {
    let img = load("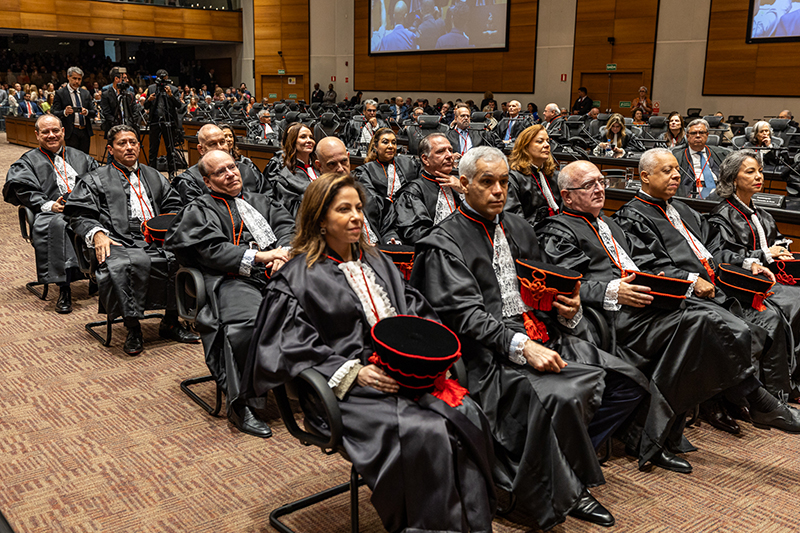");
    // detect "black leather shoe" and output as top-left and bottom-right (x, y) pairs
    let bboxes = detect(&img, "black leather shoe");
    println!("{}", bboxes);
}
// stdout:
(649, 449), (692, 474)
(568, 490), (615, 527)
(123, 328), (144, 356)
(229, 405), (272, 438)
(699, 400), (740, 434)
(159, 321), (200, 344)
(752, 400), (800, 434)
(55, 286), (72, 314)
